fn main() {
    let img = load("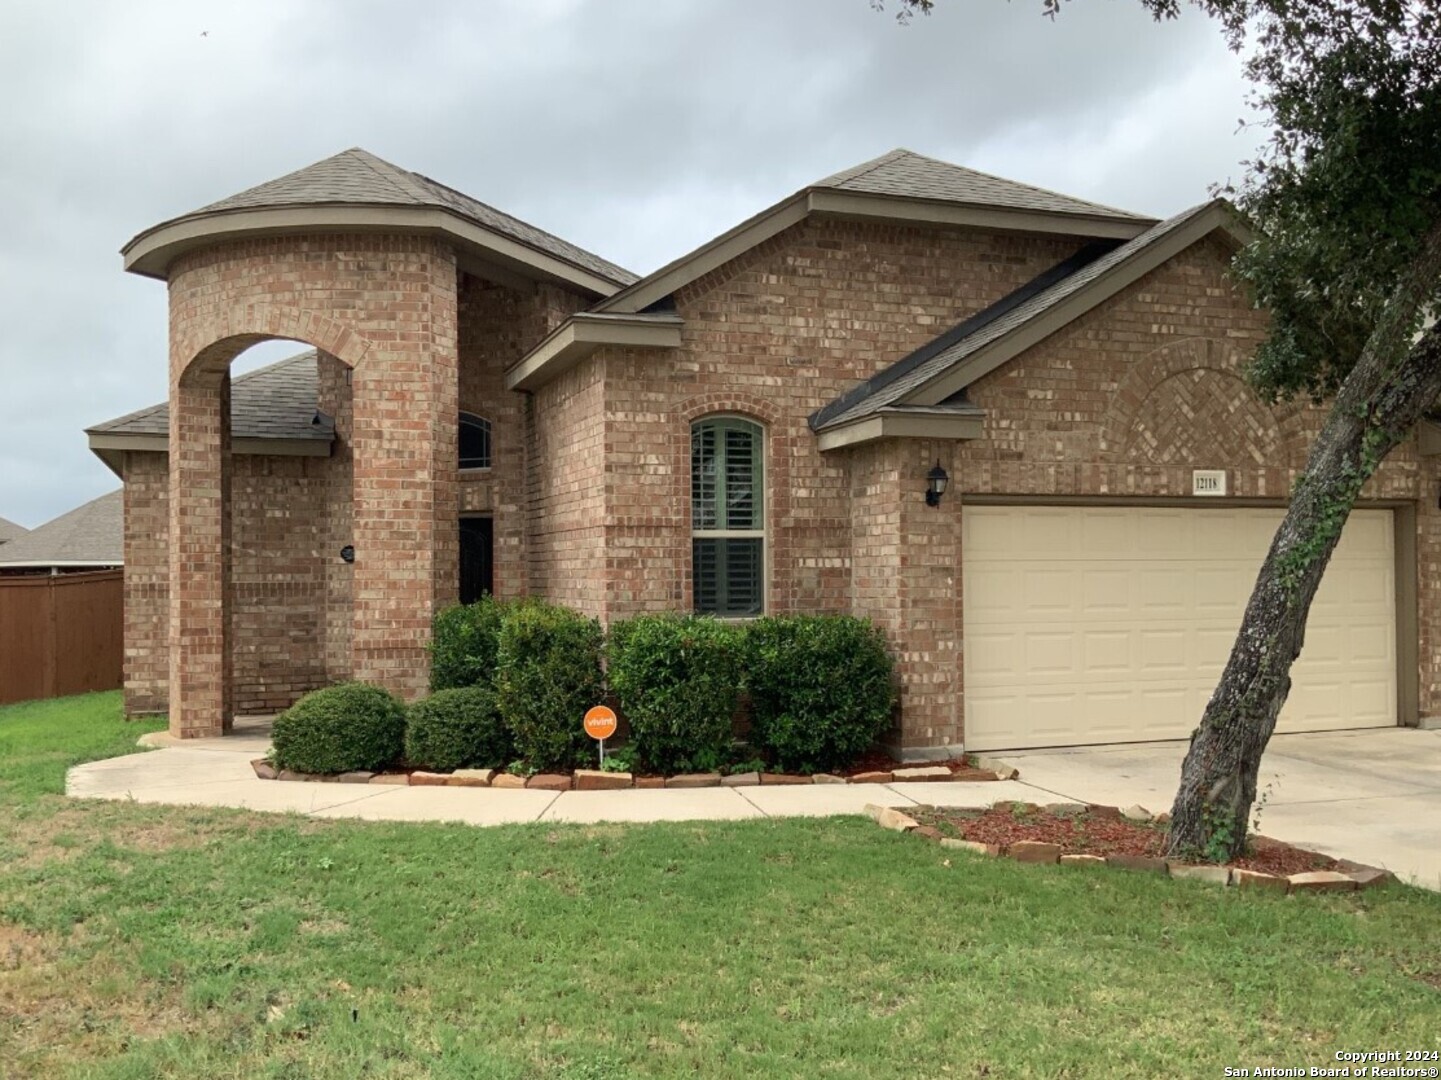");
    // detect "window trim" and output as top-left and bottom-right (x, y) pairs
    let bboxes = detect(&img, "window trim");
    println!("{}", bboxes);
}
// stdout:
(459, 411), (492, 471)
(691, 415), (766, 618)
